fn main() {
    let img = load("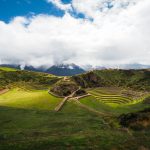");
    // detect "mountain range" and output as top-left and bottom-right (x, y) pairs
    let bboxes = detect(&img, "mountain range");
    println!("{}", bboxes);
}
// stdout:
(0, 63), (150, 76)
(0, 64), (85, 76)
